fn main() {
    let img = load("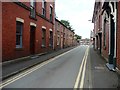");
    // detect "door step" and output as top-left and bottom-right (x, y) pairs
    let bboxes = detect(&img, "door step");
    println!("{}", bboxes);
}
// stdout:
(30, 55), (39, 59)
(106, 63), (115, 71)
